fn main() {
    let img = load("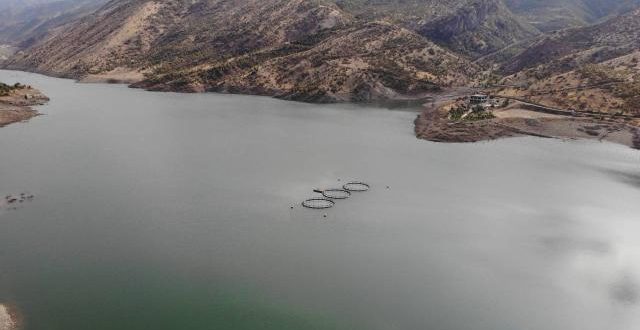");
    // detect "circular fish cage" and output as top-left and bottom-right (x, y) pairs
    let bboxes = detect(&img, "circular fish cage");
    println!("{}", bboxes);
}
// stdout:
(302, 198), (335, 209)
(342, 181), (370, 192)
(315, 189), (351, 200)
